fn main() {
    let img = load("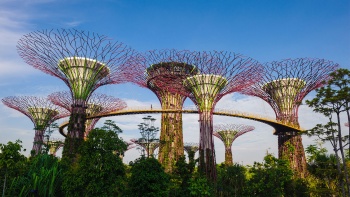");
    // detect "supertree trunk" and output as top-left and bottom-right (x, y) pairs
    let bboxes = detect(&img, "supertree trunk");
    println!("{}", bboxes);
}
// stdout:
(63, 103), (86, 159)
(32, 130), (45, 155)
(158, 91), (184, 173)
(198, 110), (216, 179)
(278, 133), (307, 178)
(224, 147), (233, 166)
